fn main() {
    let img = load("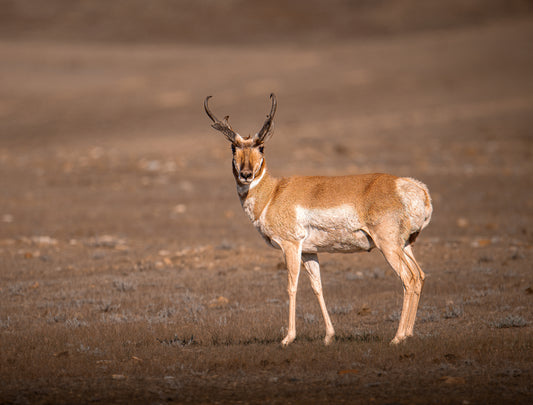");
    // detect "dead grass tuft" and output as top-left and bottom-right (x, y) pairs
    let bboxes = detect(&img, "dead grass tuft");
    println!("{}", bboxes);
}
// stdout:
(112, 279), (137, 292)
(491, 315), (529, 329)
